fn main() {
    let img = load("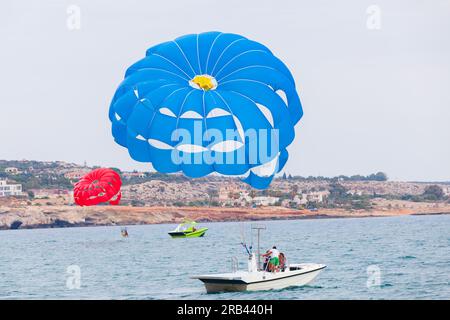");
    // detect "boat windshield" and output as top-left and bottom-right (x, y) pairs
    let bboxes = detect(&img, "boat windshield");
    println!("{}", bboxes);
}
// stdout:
(175, 221), (197, 232)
